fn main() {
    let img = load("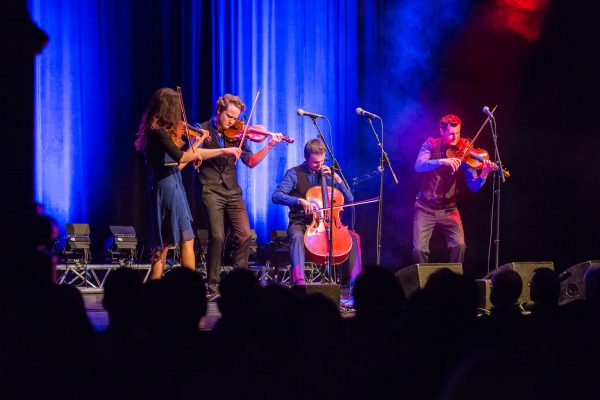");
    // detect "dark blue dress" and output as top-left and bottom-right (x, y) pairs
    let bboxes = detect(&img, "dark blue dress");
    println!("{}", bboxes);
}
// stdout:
(145, 128), (194, 249)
